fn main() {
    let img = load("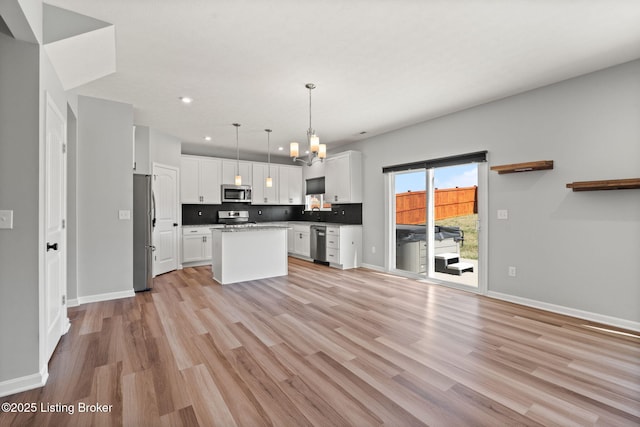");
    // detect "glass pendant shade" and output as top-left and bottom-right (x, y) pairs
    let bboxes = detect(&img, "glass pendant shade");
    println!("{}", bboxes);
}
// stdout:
(233, 123), (241, 185)
(290, 142), (299, 157)
(265, 129), (273, 188)
(309, 134), (319, 152)
(318, 143), (327, 159)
